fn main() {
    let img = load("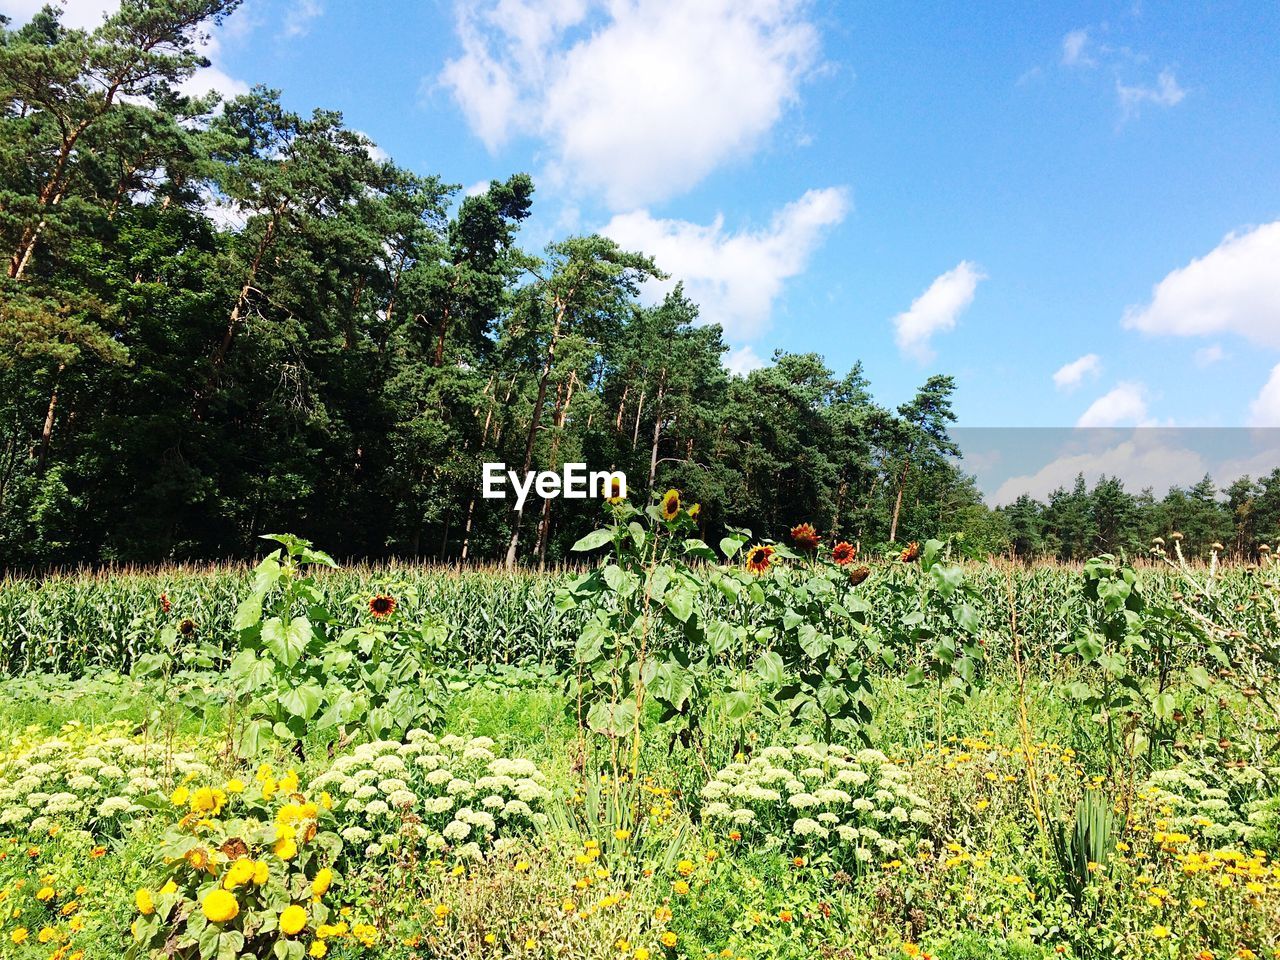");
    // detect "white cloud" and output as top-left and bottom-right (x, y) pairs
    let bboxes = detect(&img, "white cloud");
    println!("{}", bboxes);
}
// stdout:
(0, 0), (116, 28)
(725, 345), (766, 376)
(1194, 344), (1227, 366)
(1061, 28), (1094, 67)
(1124, 221), (1280, 347)
(1076, 382), (1150, 428)
(438, 0), (820, 208)
(1117, 68), (1186, 115)
(601, 186), (850, 341)
(891, 261), (984, 362)
(283, 0), (322, 37)
(1053, 353), (1102, 391)
(991, 434), (1206, 505)
(1249, 364), (1280, 427)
